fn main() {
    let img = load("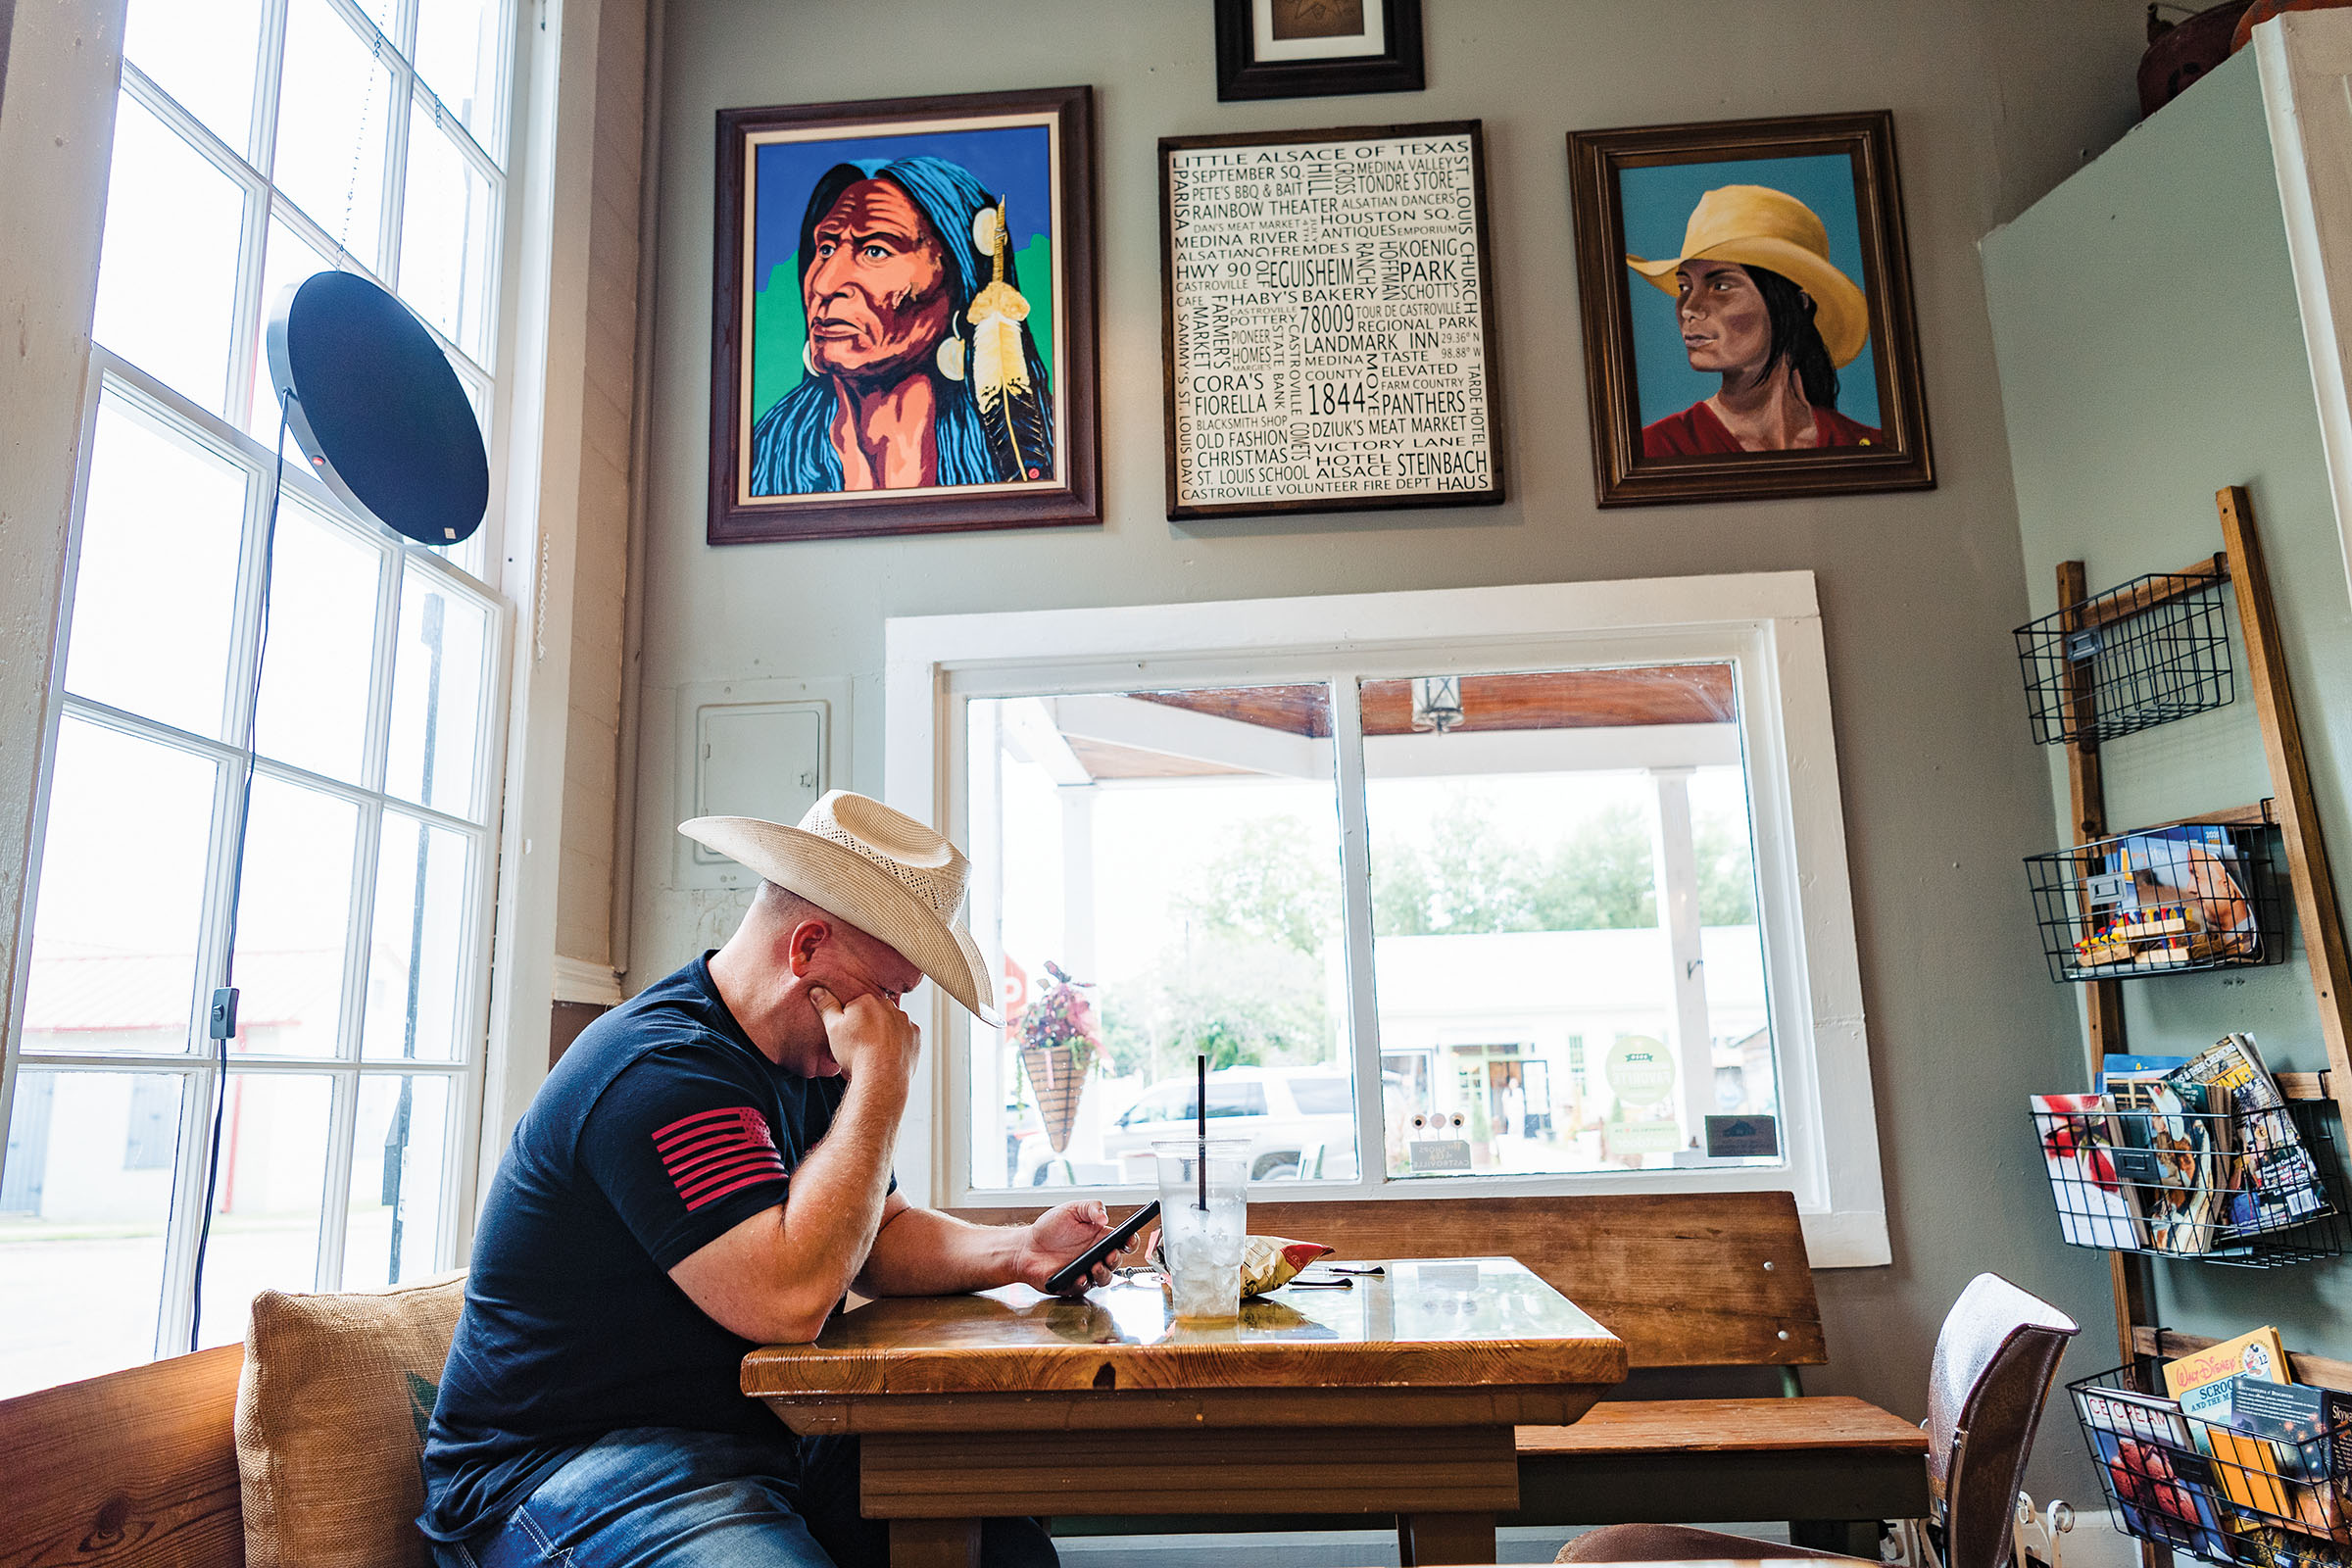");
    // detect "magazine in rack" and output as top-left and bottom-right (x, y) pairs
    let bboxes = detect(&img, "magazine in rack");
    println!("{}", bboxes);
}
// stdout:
(2171, 1035), (2328, 1239)
(2032, 1093), (2147, 1249)
(2110, 1075), (2232, 1254)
